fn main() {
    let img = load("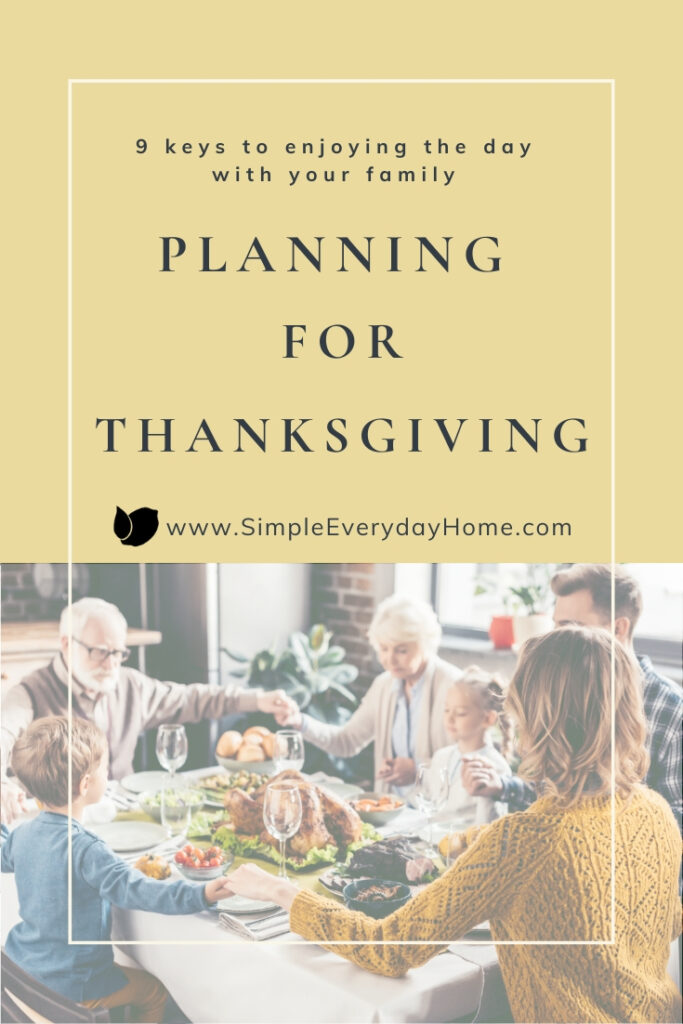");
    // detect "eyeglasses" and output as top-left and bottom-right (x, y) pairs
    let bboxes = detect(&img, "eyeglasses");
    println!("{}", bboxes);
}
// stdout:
(73, 637), (131, 663)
